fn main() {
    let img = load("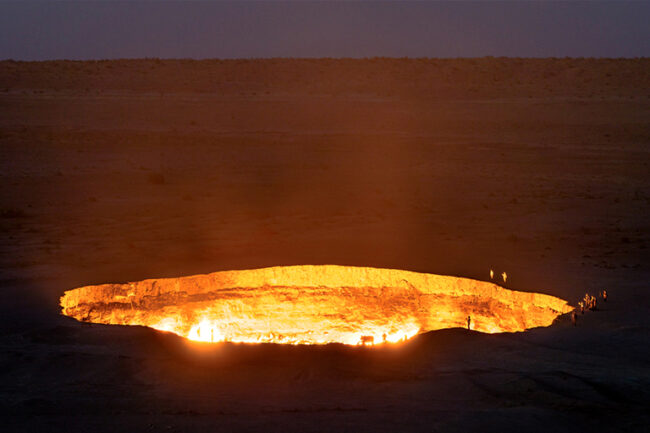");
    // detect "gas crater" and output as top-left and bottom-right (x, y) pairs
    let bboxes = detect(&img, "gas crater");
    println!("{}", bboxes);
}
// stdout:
(60, 265), (573, 346)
